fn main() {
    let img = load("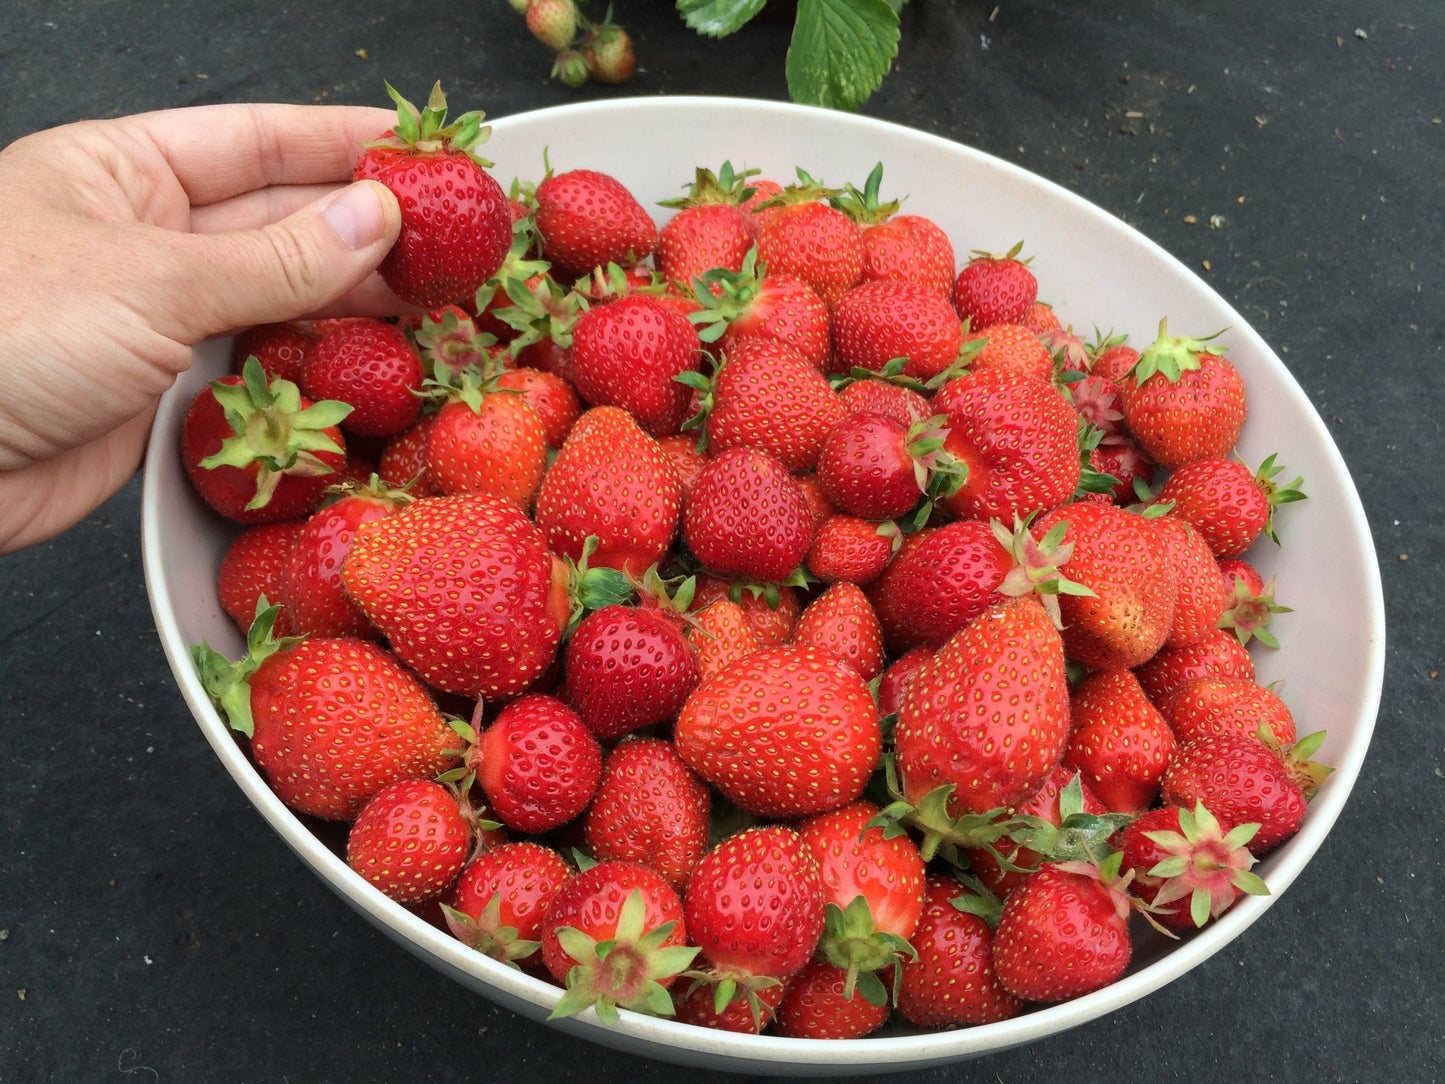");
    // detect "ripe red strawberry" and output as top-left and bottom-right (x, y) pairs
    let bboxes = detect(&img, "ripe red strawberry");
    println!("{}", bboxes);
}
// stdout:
(541, 860), (696, 1024)
(569, 292), (699, 438)
(792, 582), (885, 680)
(533, 405), (683, 577)
(1118, 320), (1247, 469)
(696, 335), (845, 472)
(876, 645), (934, 719)
(192, 613), (460, 821)
(1090, 338), (1140, 382)
(895, 874), (1024, 1027)
(181, 358), (350, 524)
(346, 780), (471, 904)
(525, 0), (577, 50)
(377, 413), (441, 496)
(773, 958), (890, 1039)
(532, 168), (658, 280)
(1162, 673), (1297, 746)
(1023, 300), (1063, 334)
(468, 693), (601, 834)
(281, 481), (404, 639)
(422, 373), (549, 510)
(683, 595), (761, 680)
(301, 319), (425, 438)
(838, 376), (932, 426)
(232, 321), (322, 384)
(445, 840), (571, 966)
(858, 213), (955, 298)
(494, 365), (581, 449)
(814, 411), (959, 522)
(683, 447), (814, 583)
(1154, 513), (1232, 647)
(754, 181), (865, 306)
(565, 603), (701, 739)
(992, 858), (1134, 1002)
(799, 800), (925, 1004)
(1161, 732), (1317, 852)
(806, 514), (899, 586)
(690, 253), (831, 369)
(689, 575), (801, 648)
(1063, 668), (1179, 814)
(964, 322), (1054, 382)
(1116, 803), (1268, 930)
(1035, 501), (1178, 670)
(674, 644), (881, 818)
(951, 243), (1037, 330)
(354, 84), (512, 309)
(830, 279), (963, 381)
(1134, 626), (1257, 703)
(217, 520), (305, 637)
(894, 596), (1071, 819)
(1154, 453), (1306, 557)
(341, 494), (569, 699)
(656, 163), (760, 286)
(683, 826), (826, 985)
(932, 368), (1081, 523)
(583, 738), (711, 892)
